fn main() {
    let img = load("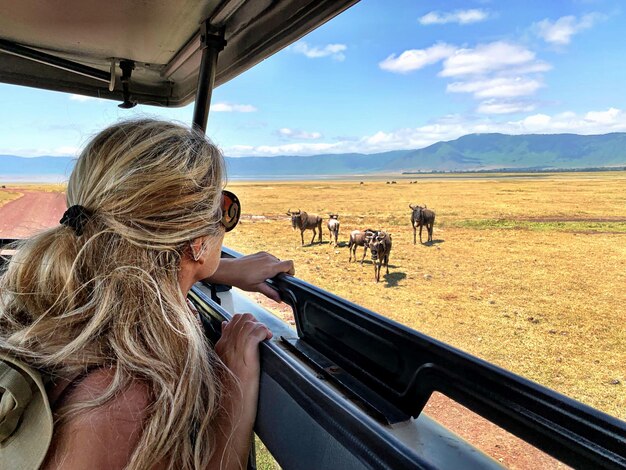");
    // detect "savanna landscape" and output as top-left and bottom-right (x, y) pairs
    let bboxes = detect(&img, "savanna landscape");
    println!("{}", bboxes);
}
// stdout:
(220, 172), (626, 422)
(1, 172), (624, 468)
